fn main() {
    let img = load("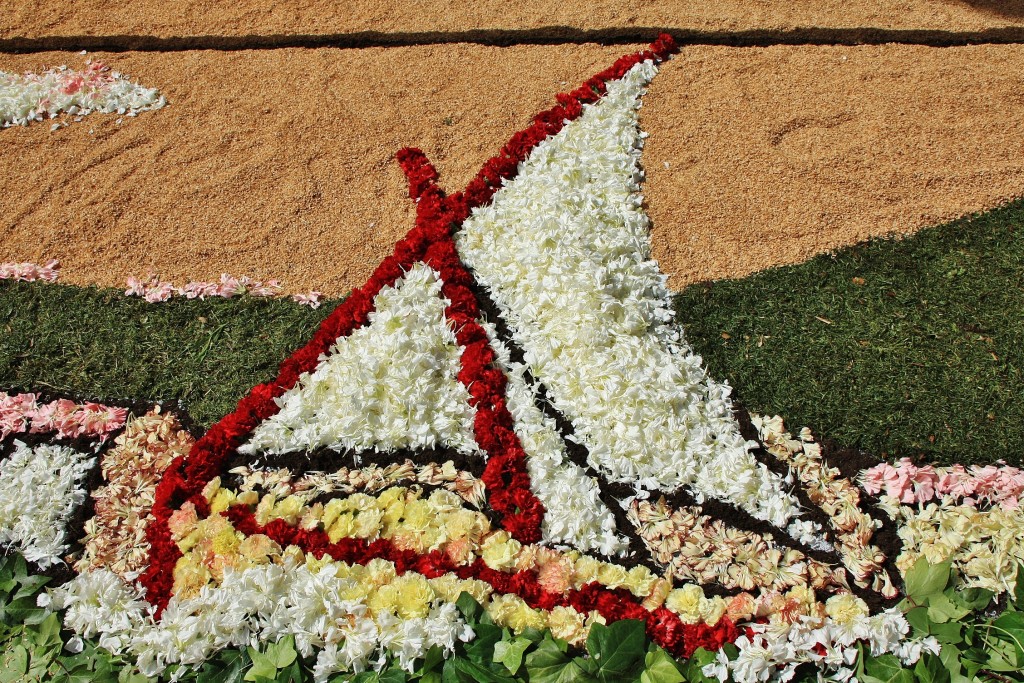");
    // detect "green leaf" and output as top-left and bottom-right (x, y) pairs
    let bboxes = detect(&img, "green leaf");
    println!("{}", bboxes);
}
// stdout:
(198, 648), (249, 683)
(455, 592), (483, 624)
(0, 644), (28, 683)
(246, 639), (296, 683)
(905, 607), (931, 634)
(938, 643), (973, 683)
(1014, 563), (1024, 608)
(639, 647), (683, 683)
(444, 656), (516, 683)
(860, 653), (915, 683)
(949, 587), (993, 612)
(526, 637), (596, 683)
(904, 559), (952, 603)
(493, 638), (532, 675)
(913, 652), (950, 683)
(464, 623), (503, 664)
(30, 612), (63, 649)
(379, 668), (408, 683)
(926, 594), (970, 624)
(678, 648), (719, 683)
(12, 574), (49, 601)
(586, 620), (646, 682)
